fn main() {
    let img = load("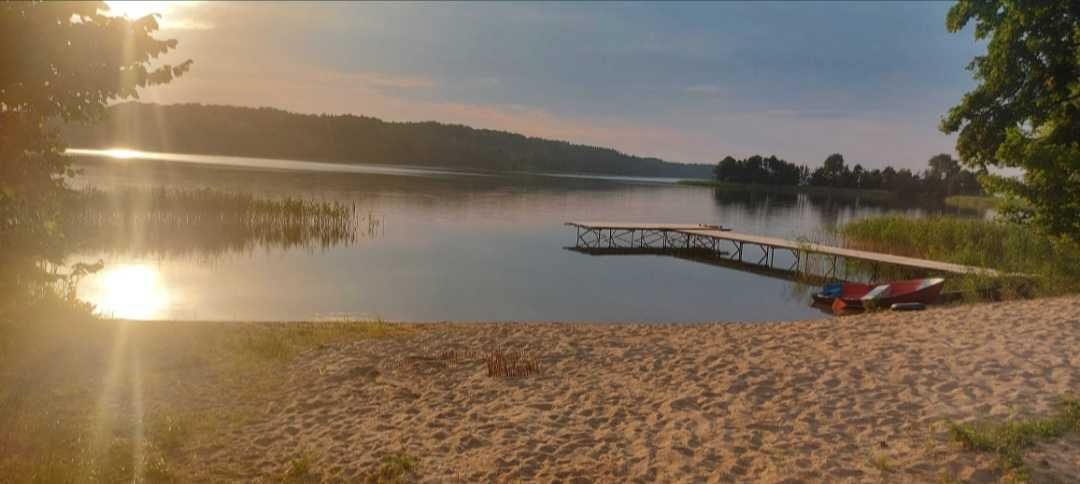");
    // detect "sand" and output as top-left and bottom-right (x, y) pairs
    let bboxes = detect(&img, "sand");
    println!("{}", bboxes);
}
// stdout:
(193, 297), (1080, 482)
